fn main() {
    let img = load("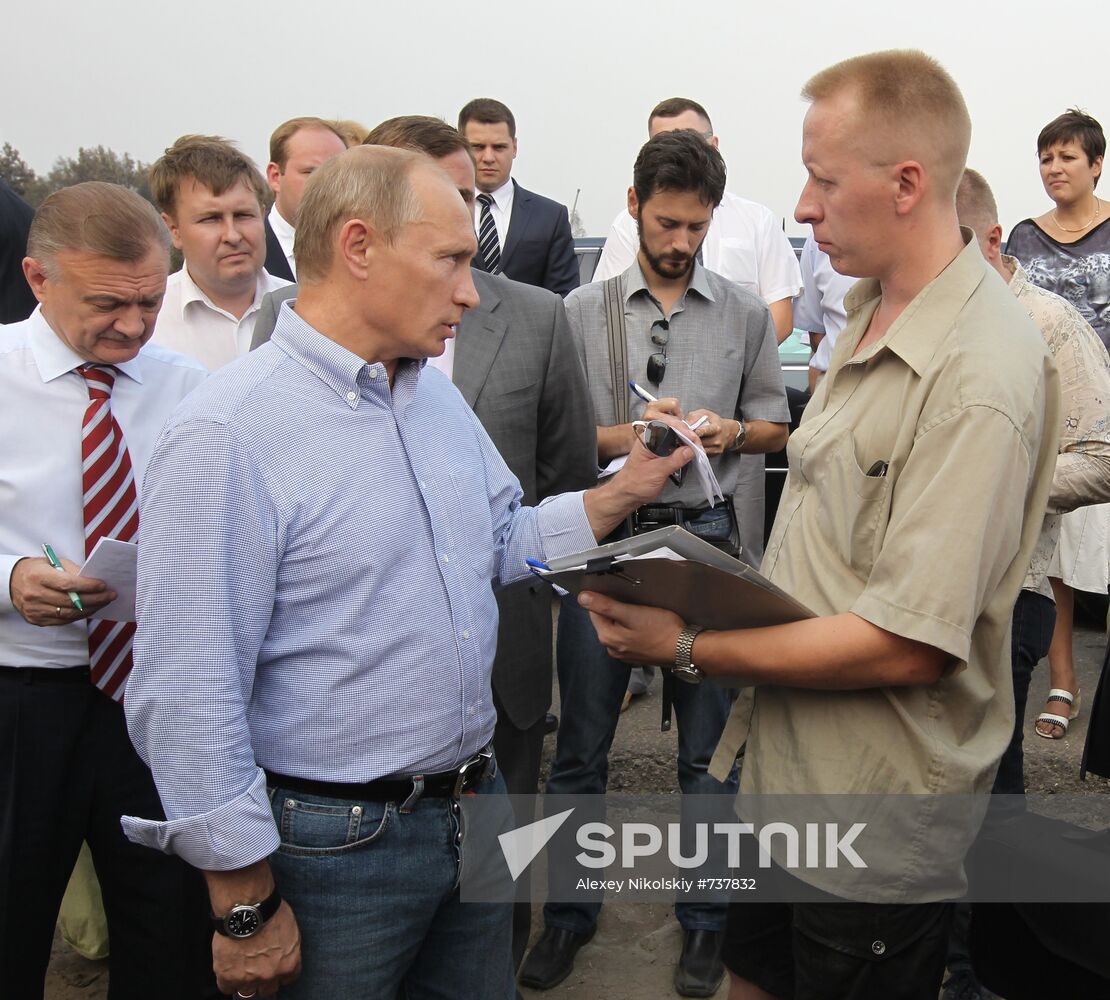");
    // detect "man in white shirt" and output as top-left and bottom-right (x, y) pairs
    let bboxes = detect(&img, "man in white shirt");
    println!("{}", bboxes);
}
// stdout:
(262, 117), (347, 281)
(593, 98), (801, 342)
(150, 135), (290, 371)
(793, 235), (857, 392)
(0, 181), (209, 995)
(595, 98), (803, 574)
